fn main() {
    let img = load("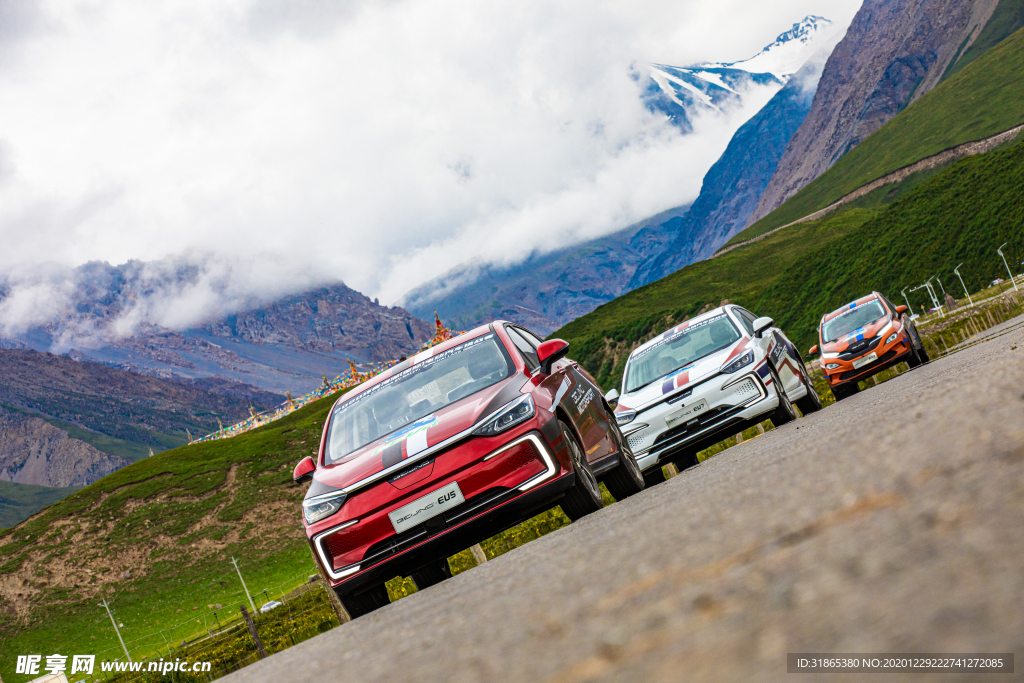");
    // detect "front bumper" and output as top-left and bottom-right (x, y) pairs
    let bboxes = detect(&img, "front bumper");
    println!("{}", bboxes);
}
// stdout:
(306, 422), (571, 595)
(824, 337), (912, 387)
(622, 369), (777, 470)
